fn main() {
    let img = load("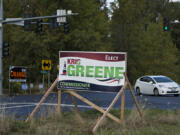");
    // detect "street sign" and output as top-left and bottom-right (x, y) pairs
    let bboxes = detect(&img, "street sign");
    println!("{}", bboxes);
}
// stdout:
(21, 83), (28, 91)
(40, 70), (47, 74)
(57, 9), (66, 23)
(39, 84), (44, 90)
(9, 66), (27, 82)
(30, 83), (34, 89)
(42, 60), (52, 71)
